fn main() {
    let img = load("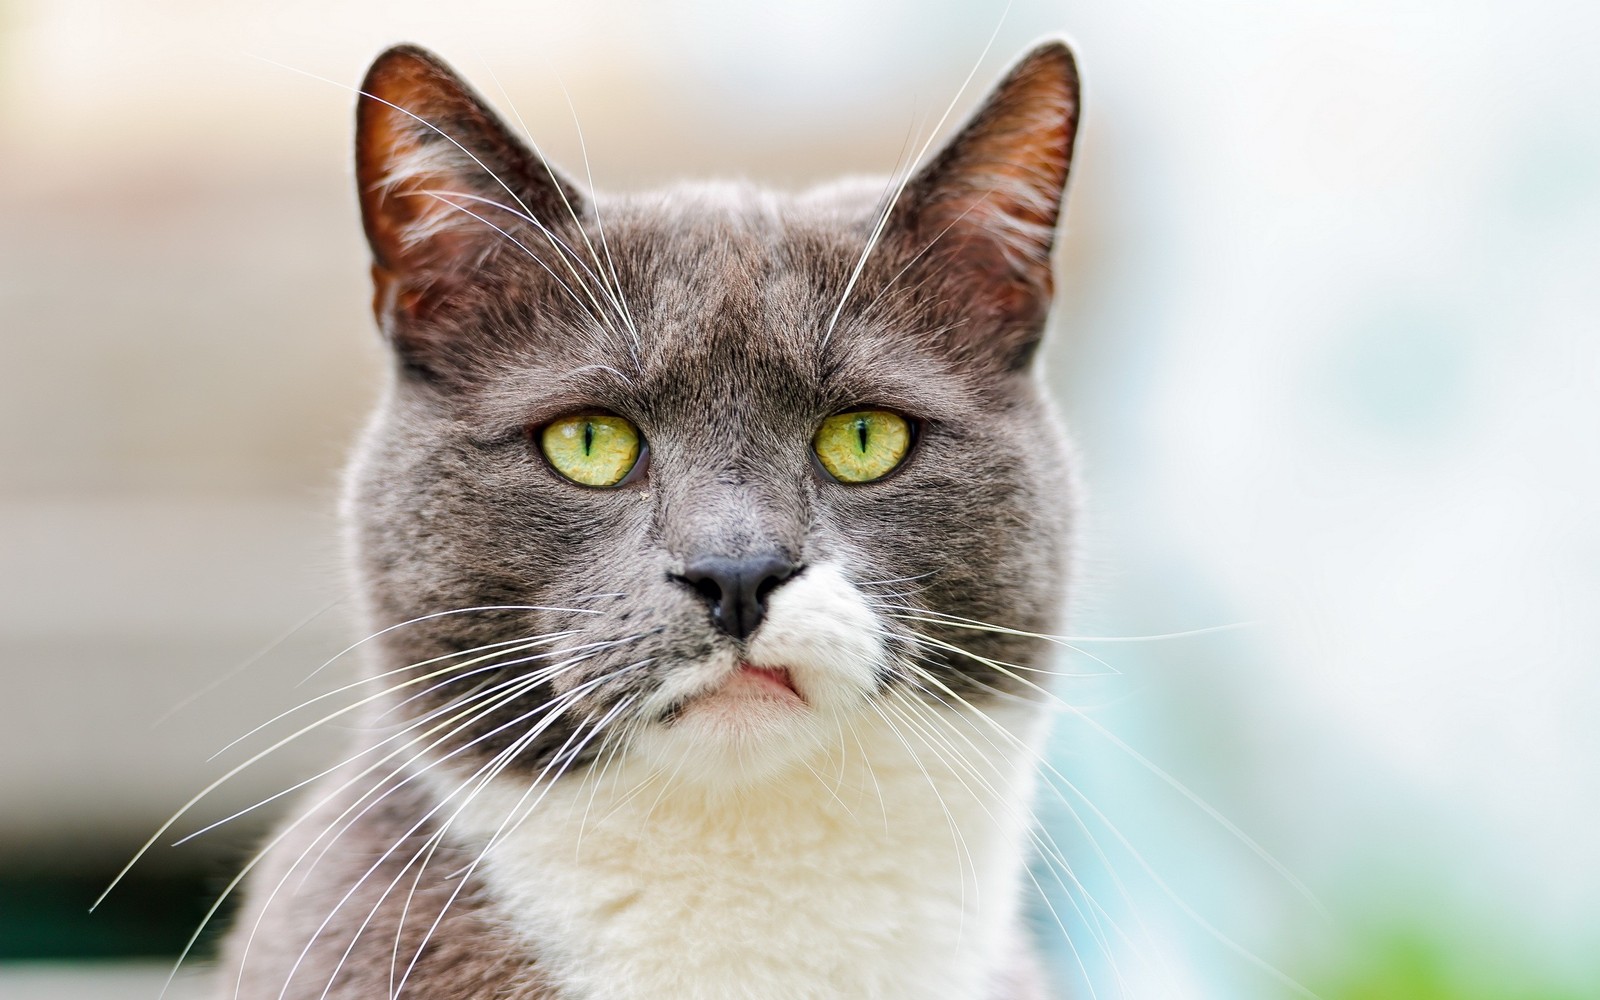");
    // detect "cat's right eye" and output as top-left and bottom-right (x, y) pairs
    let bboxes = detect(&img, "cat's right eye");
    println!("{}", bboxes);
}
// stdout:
(539, 414), (643, 487)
